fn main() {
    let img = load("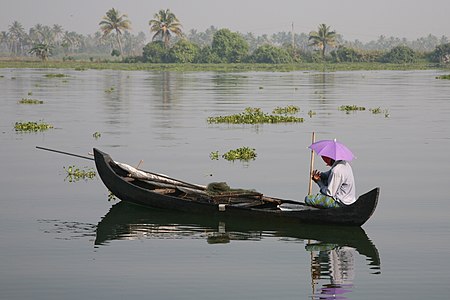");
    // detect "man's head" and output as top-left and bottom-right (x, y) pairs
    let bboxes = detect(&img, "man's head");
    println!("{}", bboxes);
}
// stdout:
(321, 156), (335, 166)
